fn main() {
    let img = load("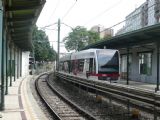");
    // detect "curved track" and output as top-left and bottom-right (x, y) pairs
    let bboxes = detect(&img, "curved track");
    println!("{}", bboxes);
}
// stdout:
(35, 73), (96, 120)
